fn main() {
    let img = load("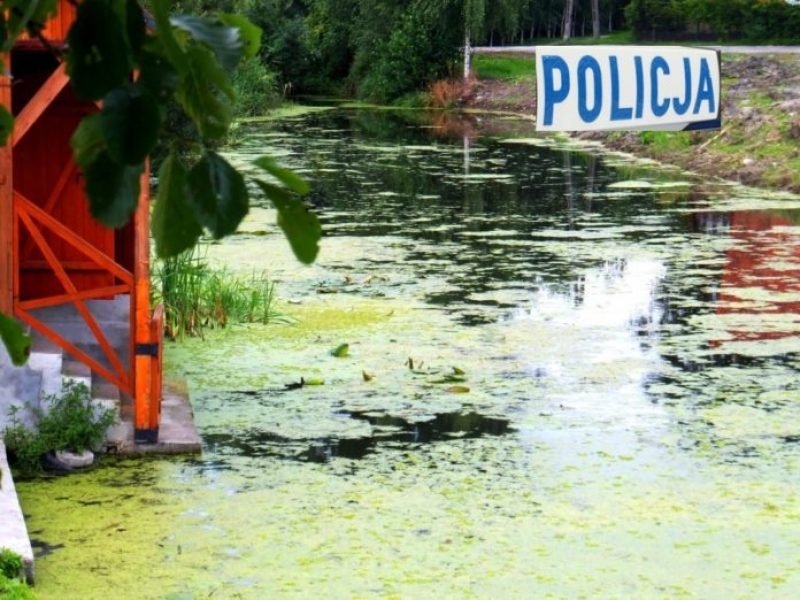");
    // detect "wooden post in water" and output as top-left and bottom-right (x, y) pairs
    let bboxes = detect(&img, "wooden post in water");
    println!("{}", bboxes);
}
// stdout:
(133, 164), (158, 443)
